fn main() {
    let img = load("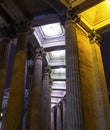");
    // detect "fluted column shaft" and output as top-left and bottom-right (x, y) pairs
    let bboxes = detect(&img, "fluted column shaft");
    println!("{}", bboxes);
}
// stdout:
(91, 40), (110, 130)
(41, 66), (51, 130)
(0, 38), (10, 114)
(51, 109), (55, 130)
(29, 48), (45, 130)
(56, 104), (61, 130)
(65, 20), (83, 130)
(4, 33), (27, 130)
